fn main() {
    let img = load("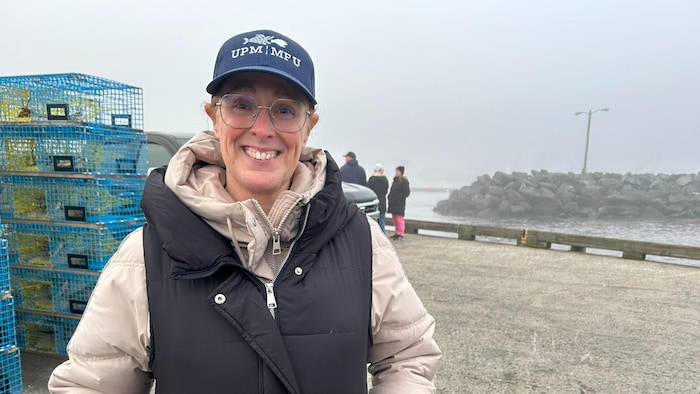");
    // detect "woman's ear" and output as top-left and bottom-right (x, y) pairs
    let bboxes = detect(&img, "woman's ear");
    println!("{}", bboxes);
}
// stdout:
(204, 102), (220, 138)
(204, 102), (214, 117)
(303, 112), (319, 145)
